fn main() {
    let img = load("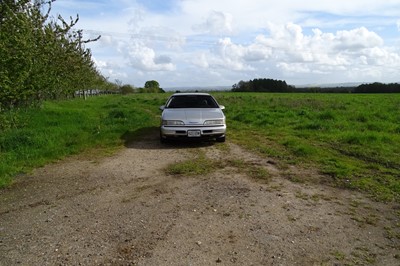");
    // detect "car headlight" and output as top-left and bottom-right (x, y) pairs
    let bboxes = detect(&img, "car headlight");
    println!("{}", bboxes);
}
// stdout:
(162, 120), (185, 126)
(203, 119), (225, 126)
